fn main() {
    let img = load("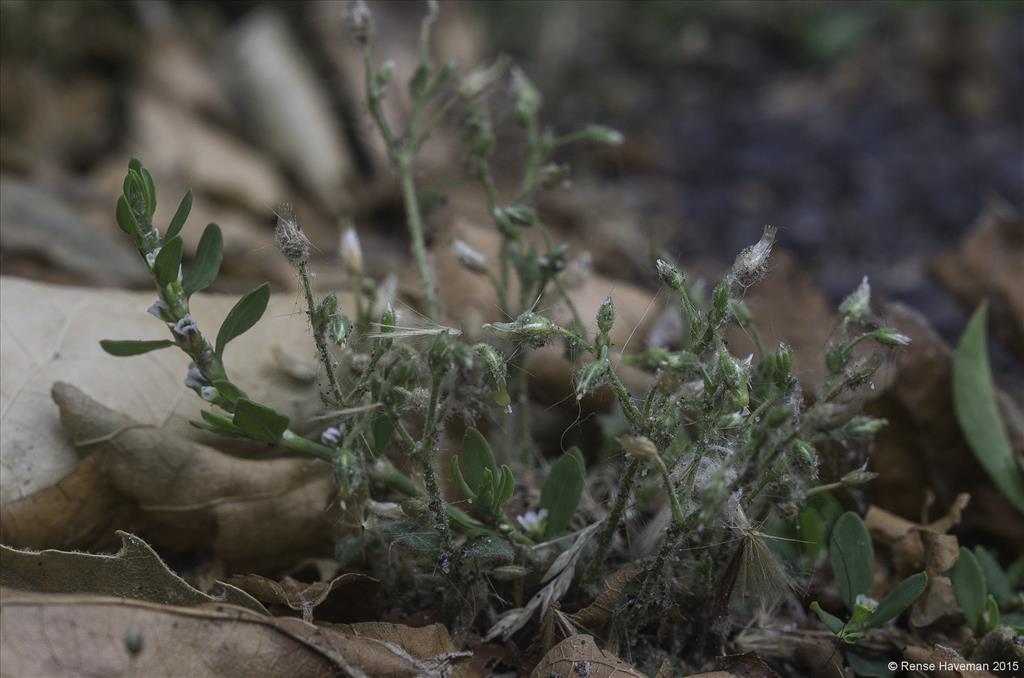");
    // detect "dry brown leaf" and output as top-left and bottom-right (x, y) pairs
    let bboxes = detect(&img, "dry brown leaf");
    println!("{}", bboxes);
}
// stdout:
(865, 493), (970, 576)
(319, 622), (474, 678)
(1, 590), (474, 678)
(904, 644), (992, 678)
(931, 200), (1024, 356)
(0, 531), (266, 614)
(226, 572), (376, 622)
(530, 634), (644, 678)
(0, 276), (334, 510)
(571, 565), (642, 629)
(2, 382), (341, 570)
(714, 653), (780, 678)
(0, 590), (356, 678)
